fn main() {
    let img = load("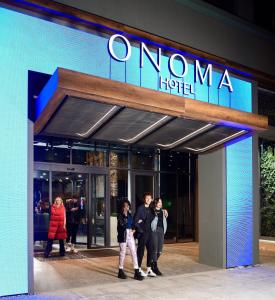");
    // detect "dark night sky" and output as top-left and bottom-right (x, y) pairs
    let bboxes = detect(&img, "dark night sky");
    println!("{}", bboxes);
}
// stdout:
(203, 0), (275, 33)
